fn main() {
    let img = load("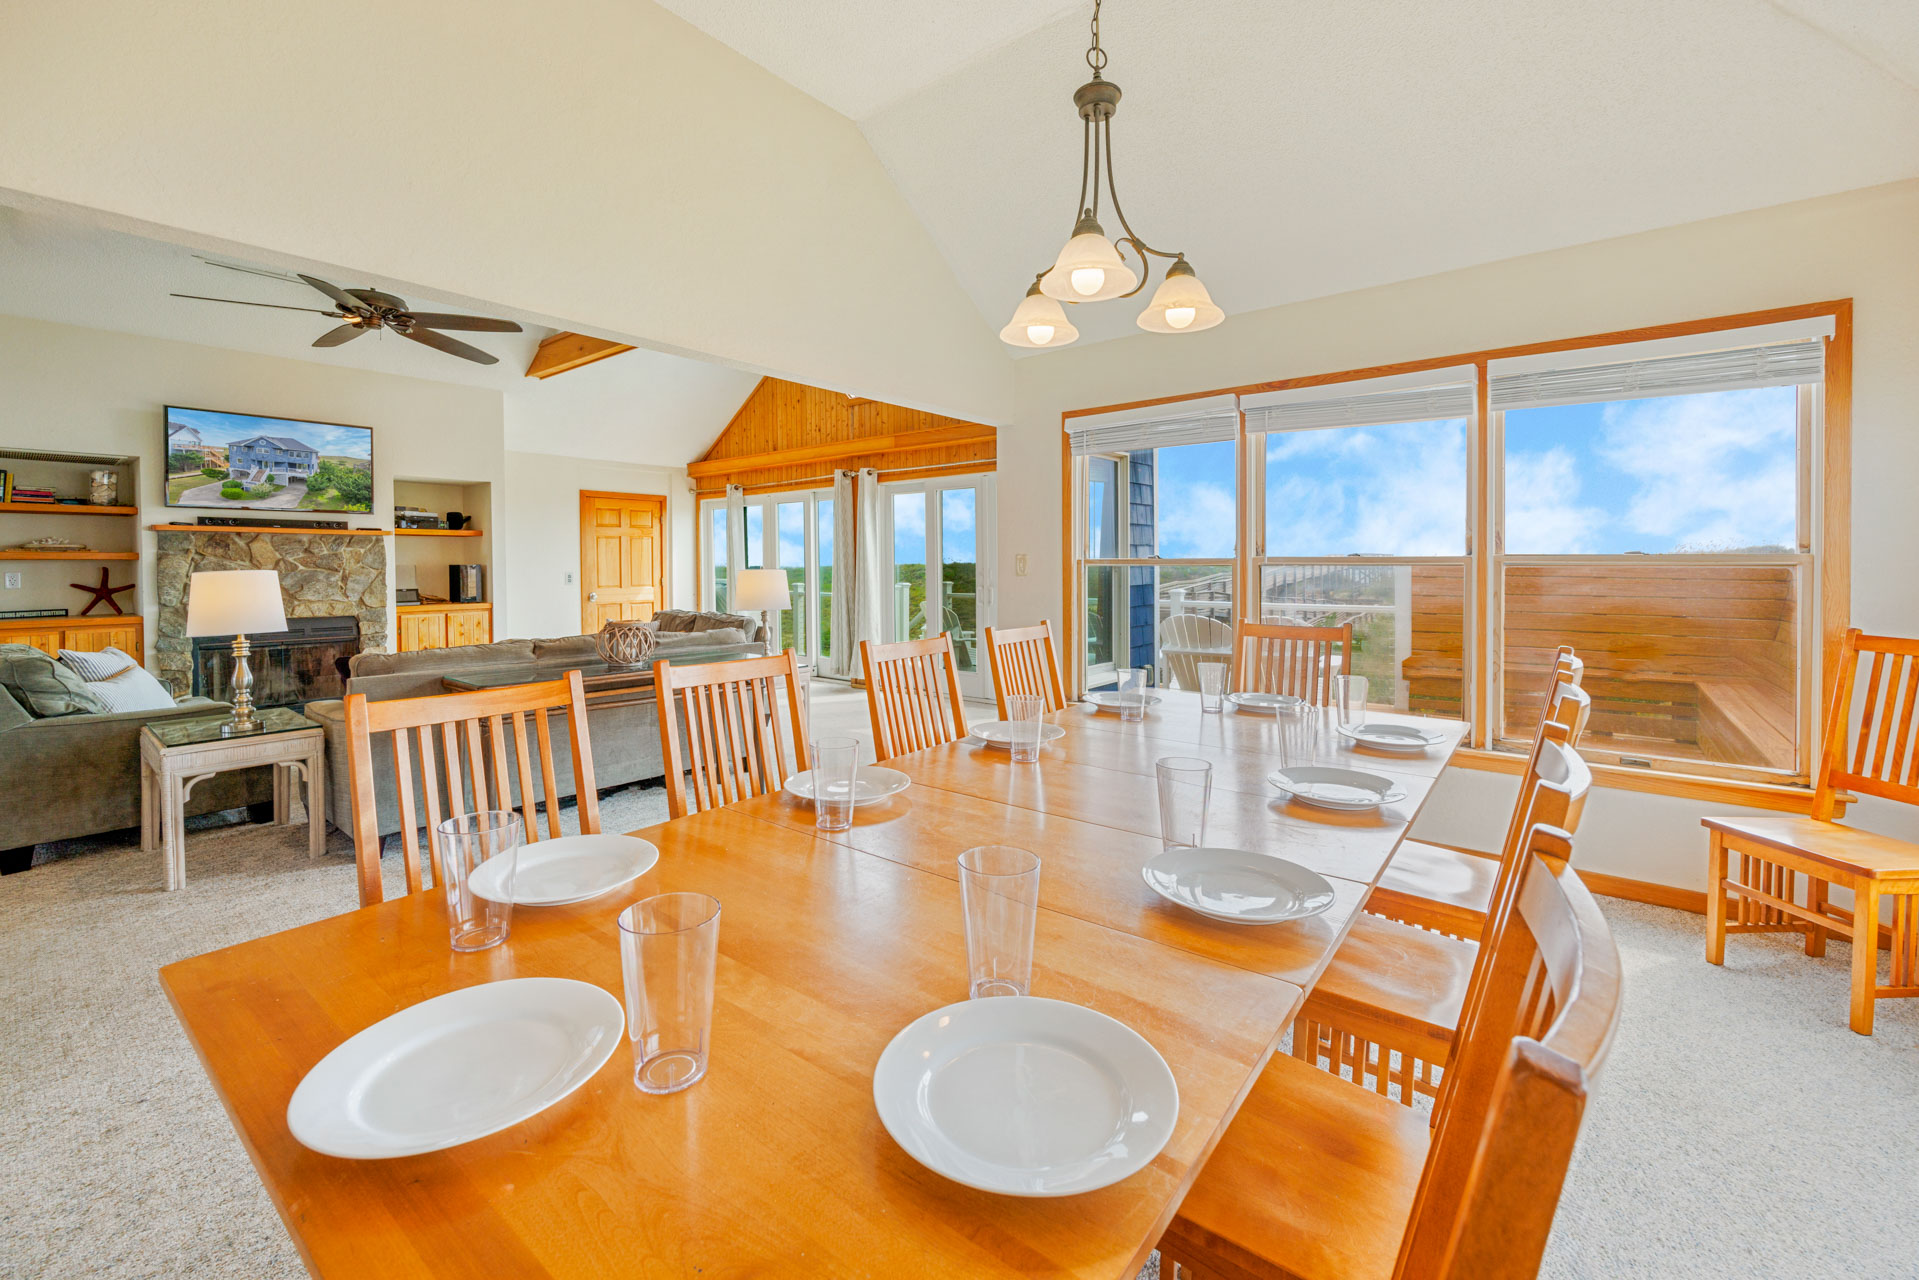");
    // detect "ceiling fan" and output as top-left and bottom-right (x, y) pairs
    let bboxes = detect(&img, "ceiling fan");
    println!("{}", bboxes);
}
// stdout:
(171, 272), (523, 365)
